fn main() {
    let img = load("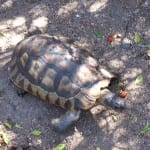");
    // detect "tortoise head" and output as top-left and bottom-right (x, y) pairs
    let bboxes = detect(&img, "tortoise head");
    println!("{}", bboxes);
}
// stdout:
(99, 89), (126, 109)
